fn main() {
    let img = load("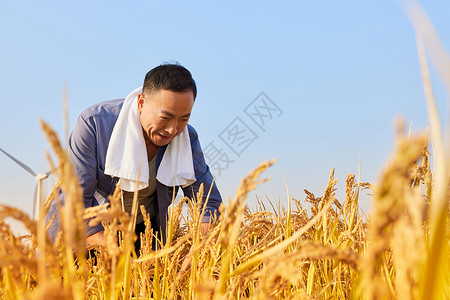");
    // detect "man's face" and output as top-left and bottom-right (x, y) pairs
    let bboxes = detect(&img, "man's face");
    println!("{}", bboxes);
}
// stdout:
(137, 89), (195, 147)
